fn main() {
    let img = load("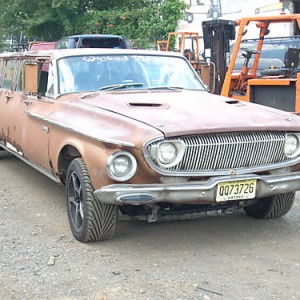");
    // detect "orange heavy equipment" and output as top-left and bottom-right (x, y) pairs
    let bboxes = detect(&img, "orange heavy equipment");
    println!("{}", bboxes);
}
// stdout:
(157, 32), (201, 70)
(221, 14), (300, 114)
(157, 31), (213, 89)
